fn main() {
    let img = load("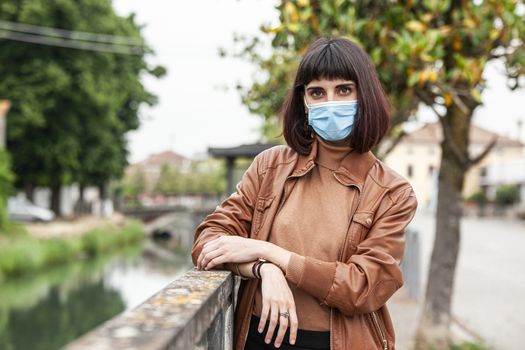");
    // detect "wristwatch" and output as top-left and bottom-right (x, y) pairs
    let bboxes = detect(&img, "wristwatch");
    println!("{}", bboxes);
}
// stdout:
(252, 258), (269, 279)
